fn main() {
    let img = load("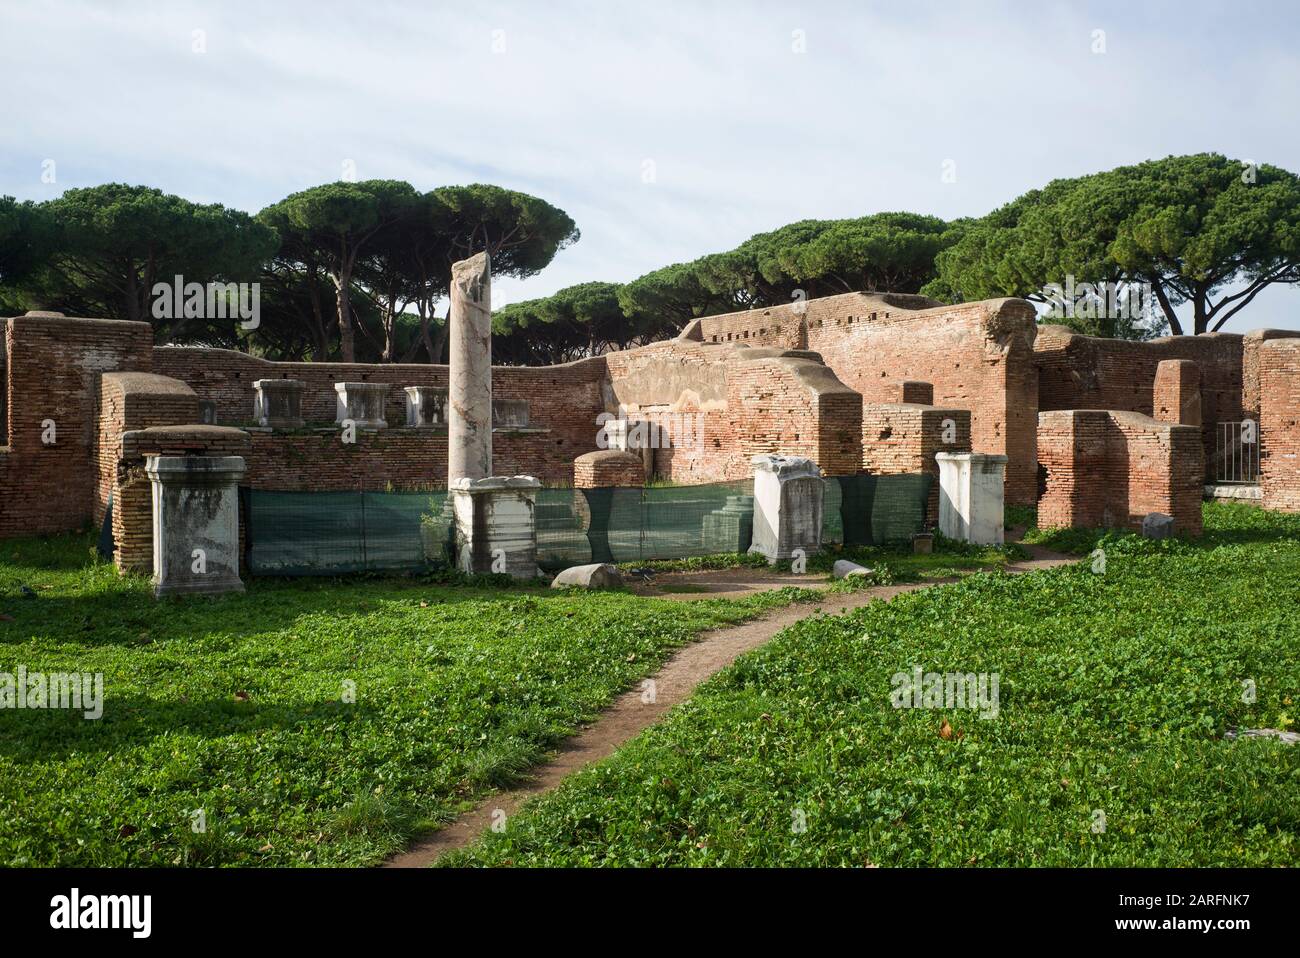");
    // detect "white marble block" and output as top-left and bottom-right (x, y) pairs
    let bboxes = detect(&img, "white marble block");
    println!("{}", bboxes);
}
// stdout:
(451, 475), (542, 579)
(935, 452), (1007, 545)
(335, 382), (389, 429)
(404, 386), (446, 426)
(748, 454), (823, 563)
(252, 379), (304, 428)
(146, 455), (246, 598)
